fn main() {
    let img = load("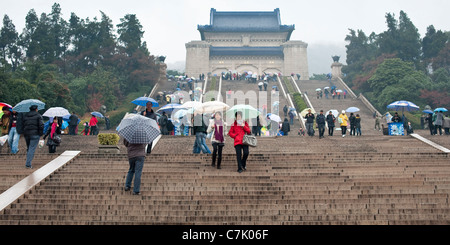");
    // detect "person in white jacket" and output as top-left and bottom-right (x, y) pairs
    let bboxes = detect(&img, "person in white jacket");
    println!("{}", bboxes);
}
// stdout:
(207, 112), (227, 169)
